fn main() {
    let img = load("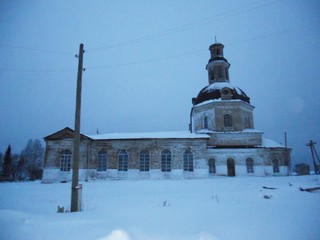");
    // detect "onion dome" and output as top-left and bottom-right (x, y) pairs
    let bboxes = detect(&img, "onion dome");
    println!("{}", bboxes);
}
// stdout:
(192, 82), (250, 105)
